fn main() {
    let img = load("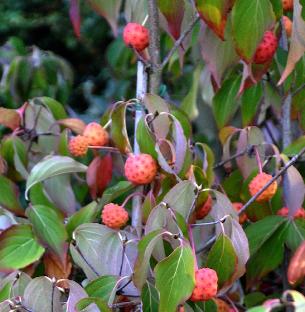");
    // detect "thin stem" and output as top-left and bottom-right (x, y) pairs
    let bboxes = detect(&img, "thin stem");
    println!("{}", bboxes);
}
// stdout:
(160, 14), (200, 69)
(282, 93), (292, 148)
(213, 149), (247, 169)
(191, 215), (229, 227)
(122, 192), (146, 207)
(187, 224), (198, 270)
(254, 146), (263, 174)
(88, 146), (121, 153)
(238, 146), (305, 215)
